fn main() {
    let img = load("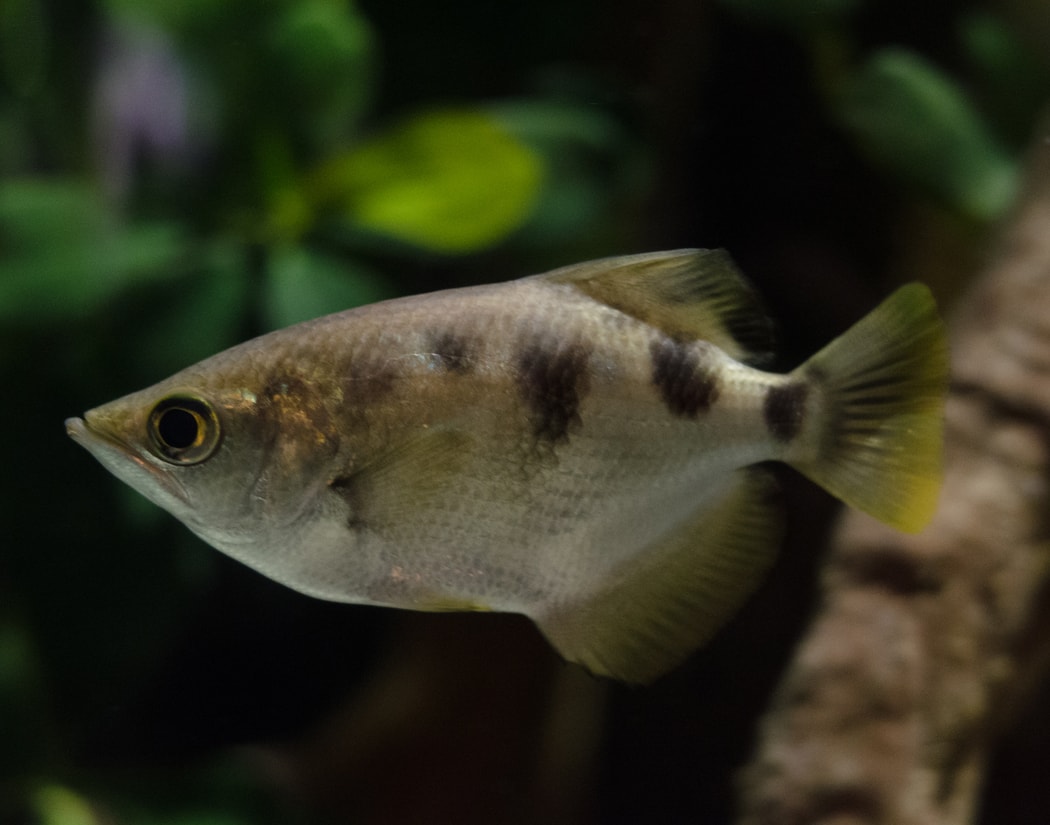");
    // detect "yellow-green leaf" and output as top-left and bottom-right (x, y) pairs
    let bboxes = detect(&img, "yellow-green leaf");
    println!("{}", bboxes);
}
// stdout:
(314, 109), (543, 253)
(33, 785), (100, 825)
